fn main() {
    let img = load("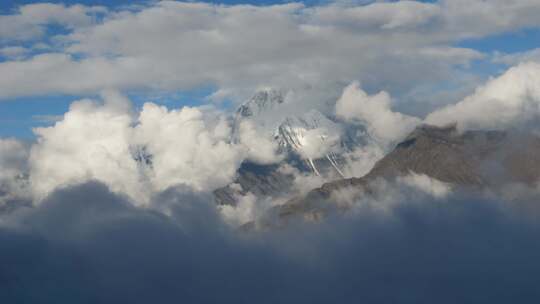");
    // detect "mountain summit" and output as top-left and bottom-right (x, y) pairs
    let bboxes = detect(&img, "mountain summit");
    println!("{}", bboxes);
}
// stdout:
(216, 90), (365, 206)
(236, 88), (285, 119)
